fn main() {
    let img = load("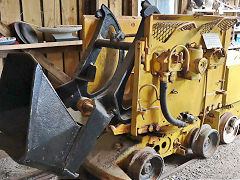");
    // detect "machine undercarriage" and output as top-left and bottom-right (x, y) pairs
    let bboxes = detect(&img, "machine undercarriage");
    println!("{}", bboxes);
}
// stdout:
(0, 1), (240, 179)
